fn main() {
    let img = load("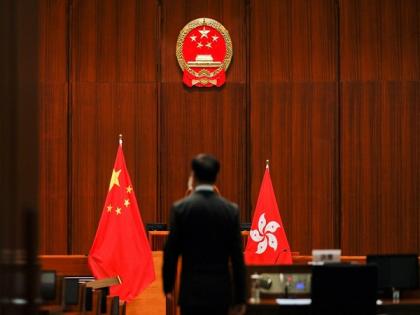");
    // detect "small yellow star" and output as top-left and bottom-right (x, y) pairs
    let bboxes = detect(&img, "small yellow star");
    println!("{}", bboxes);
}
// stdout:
(126, 185), (133, 193)
(107, 204), (112, 212)
(109, 169), (121, 191)
(124, 199), (130, 207)
(115, 207), (122, 215)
